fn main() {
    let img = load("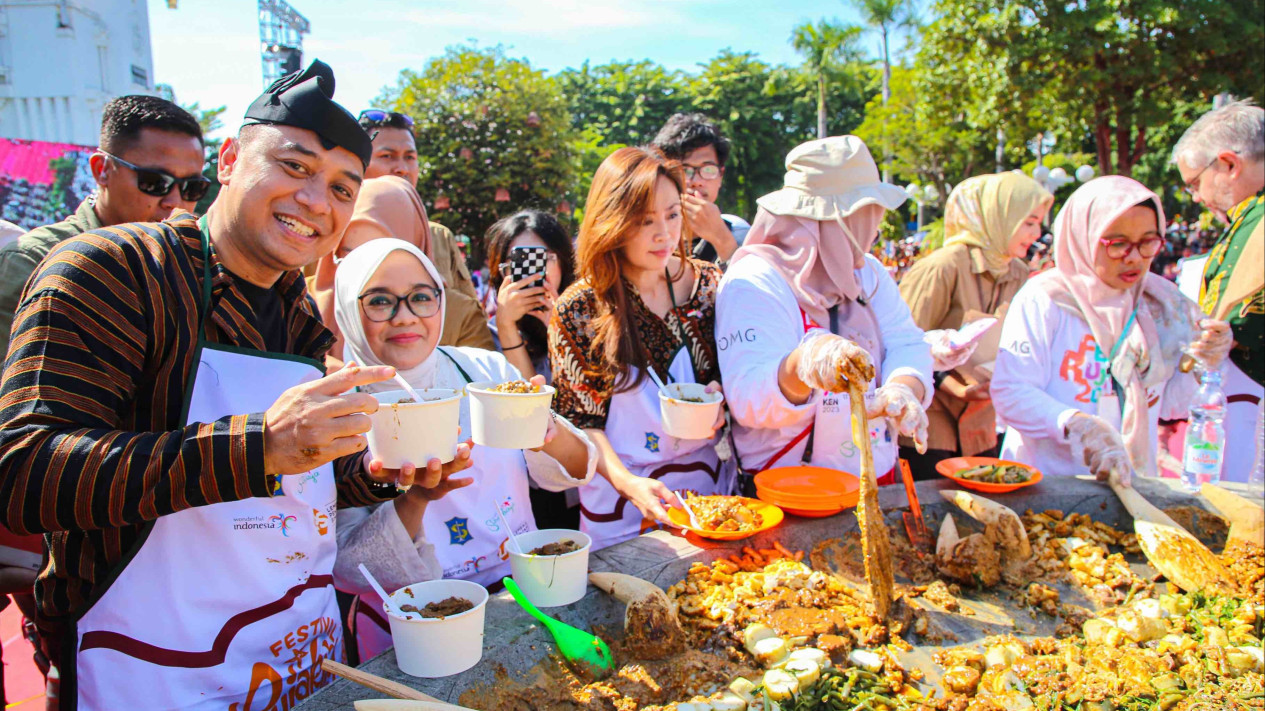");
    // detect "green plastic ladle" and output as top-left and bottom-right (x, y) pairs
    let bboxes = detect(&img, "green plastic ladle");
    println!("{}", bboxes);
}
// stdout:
(501, 576), (614, 678)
